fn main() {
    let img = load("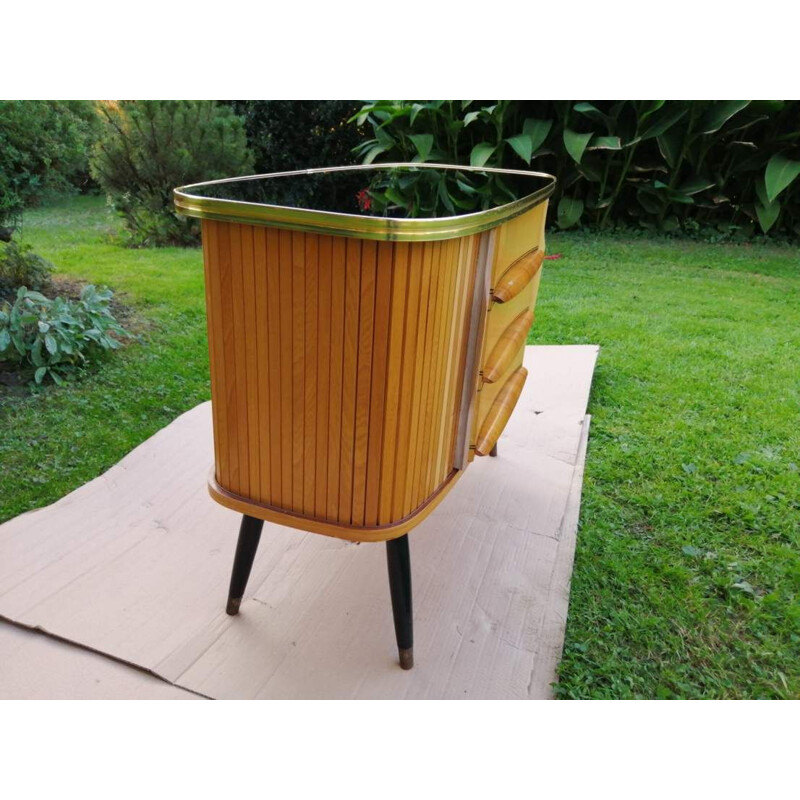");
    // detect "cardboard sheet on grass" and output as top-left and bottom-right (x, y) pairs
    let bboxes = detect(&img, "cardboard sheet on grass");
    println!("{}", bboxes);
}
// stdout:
(0, 621), (198, 700)
(0, 345), (597, 700)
